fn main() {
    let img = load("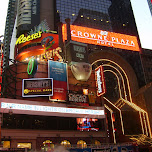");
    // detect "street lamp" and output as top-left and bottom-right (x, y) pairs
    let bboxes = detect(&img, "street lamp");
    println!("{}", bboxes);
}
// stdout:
(0, 107), (13, 148)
